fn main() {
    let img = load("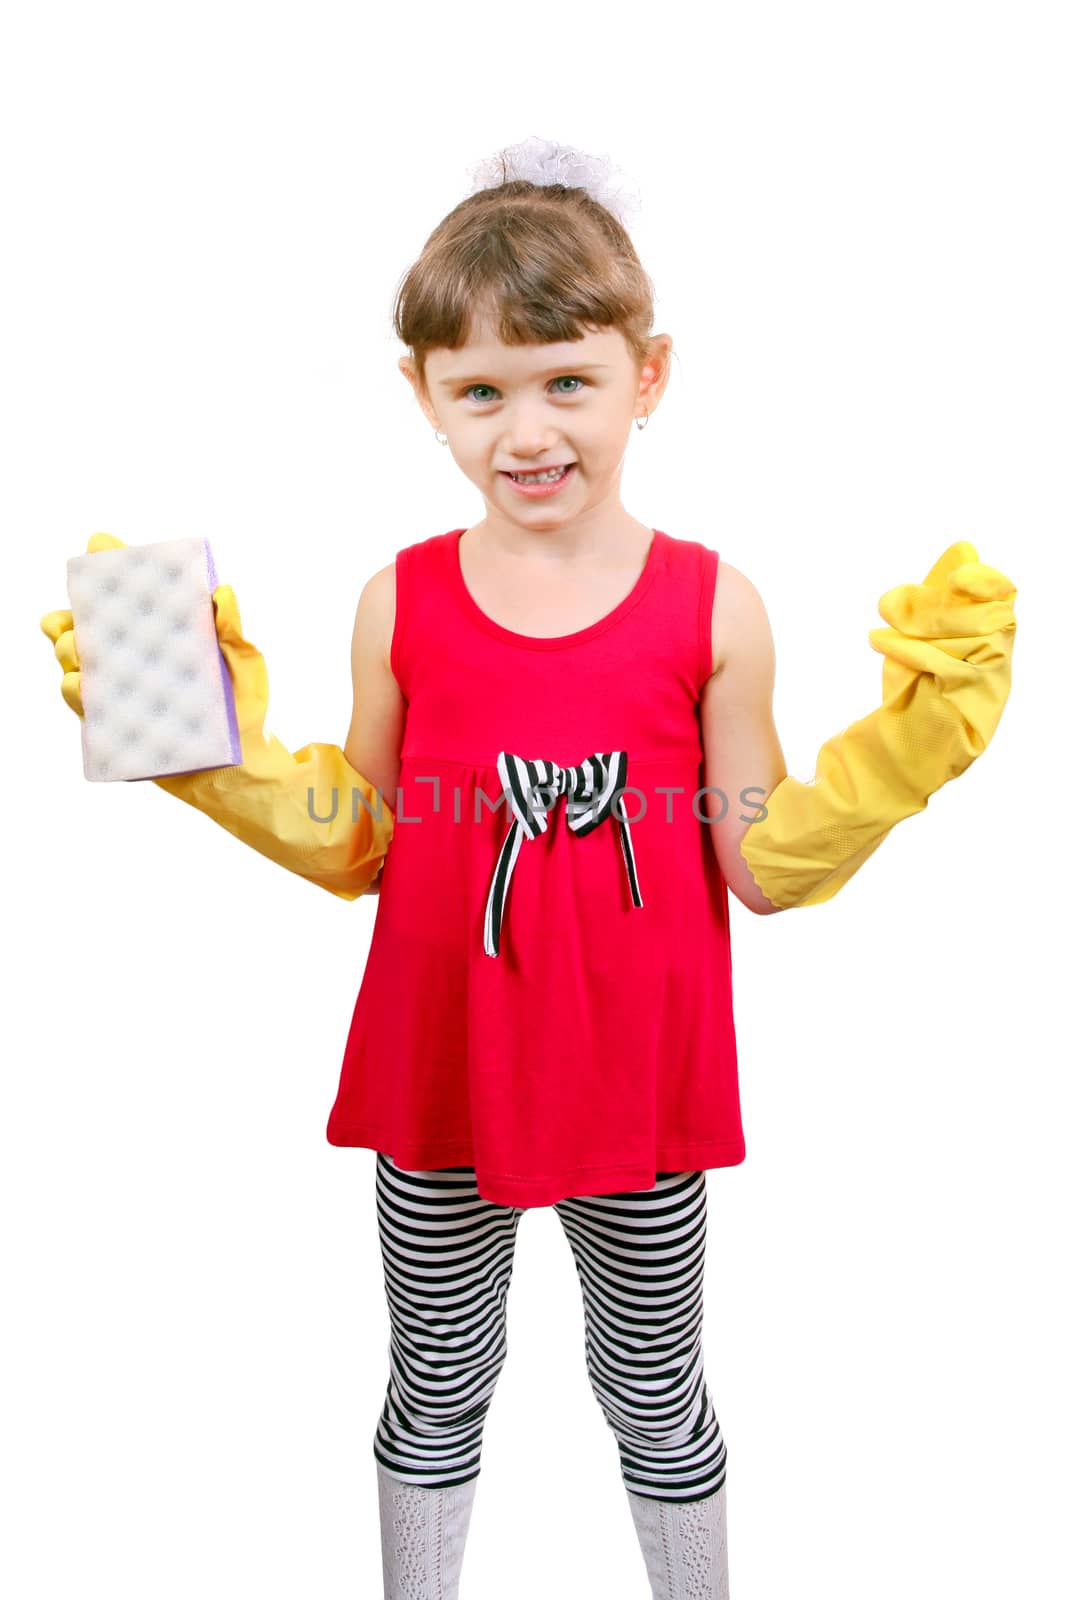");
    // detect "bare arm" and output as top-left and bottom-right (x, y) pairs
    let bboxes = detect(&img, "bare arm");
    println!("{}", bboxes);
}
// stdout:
(699, 561), (789, 915)
(343, 563), (407, 892)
